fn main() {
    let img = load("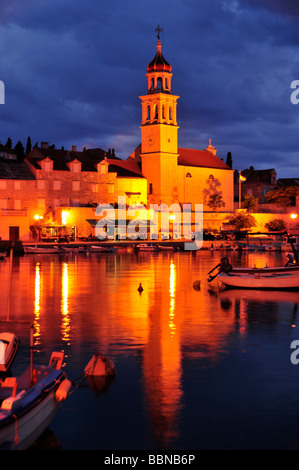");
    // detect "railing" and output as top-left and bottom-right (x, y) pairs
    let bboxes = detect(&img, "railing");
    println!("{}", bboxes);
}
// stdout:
(0, 209), (27, 217)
